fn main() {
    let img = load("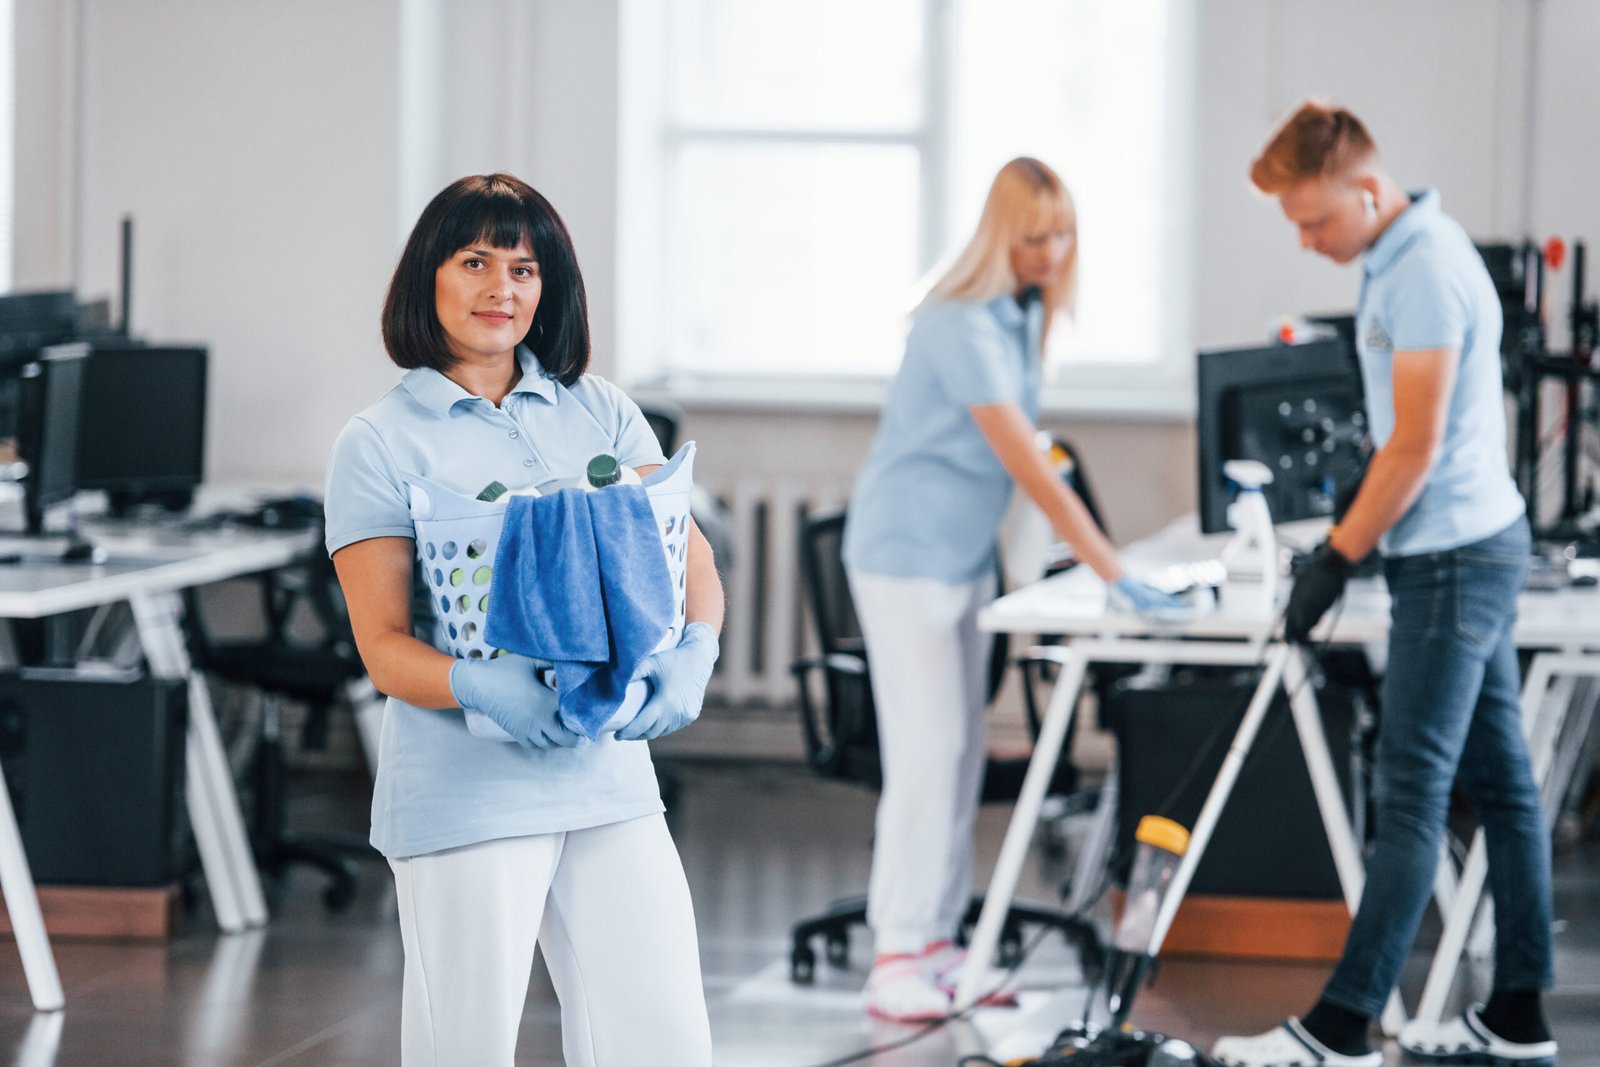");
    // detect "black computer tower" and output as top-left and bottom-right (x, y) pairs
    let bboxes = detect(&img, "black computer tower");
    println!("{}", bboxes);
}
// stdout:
(1103, 667), (1363, 899)
(0, 671), (189, 886)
